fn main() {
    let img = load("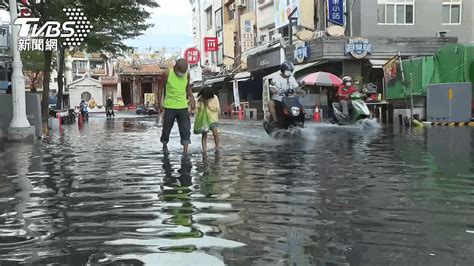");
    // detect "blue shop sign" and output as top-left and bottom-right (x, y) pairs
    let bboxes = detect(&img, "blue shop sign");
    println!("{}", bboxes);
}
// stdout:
(345, 38), (372, 59)
(294, 42), (309, 64)
(328, 0), (344, 26)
